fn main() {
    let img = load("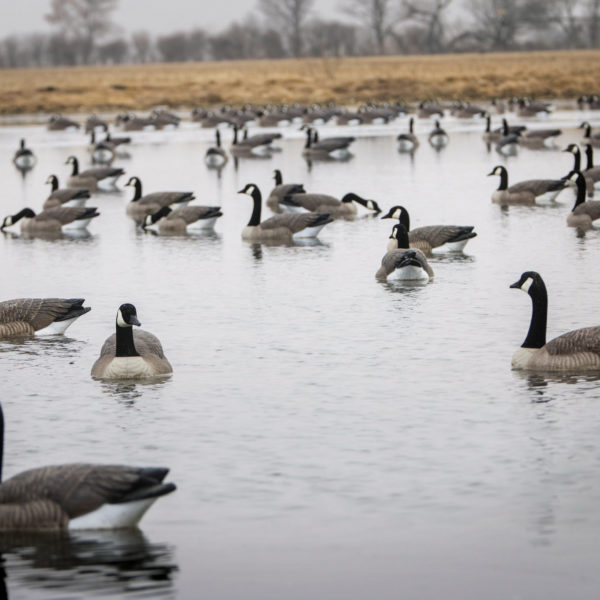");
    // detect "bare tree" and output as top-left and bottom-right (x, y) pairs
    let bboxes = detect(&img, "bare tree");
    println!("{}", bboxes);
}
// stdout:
(258, 0), (314, 57)
(131, 31), (154, 63)
(587, 0), (600, 46)
(346, 0), (400, 54)
(546, 0), (583, 48)
(156, 31), (189, 62)
(97, 39), (128, 63)
(401, 0), (453, 53)
(305, 19), (359, 56)
(45, 0), (119, 63)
